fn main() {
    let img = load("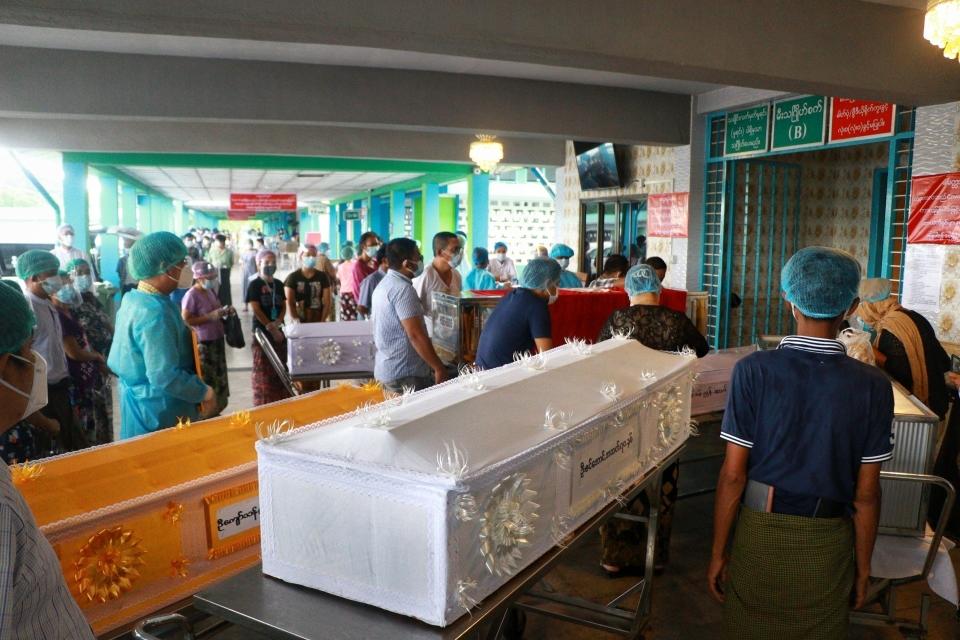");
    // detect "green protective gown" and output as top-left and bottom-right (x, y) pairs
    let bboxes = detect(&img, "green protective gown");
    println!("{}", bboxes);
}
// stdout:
(107, 289), (208, 439)
(558, 269), (583, 289)
(464, 267), (498, 291)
